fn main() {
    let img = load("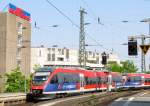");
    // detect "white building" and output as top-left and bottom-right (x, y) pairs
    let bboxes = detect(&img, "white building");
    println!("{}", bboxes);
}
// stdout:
(31, 46), (121, 73)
